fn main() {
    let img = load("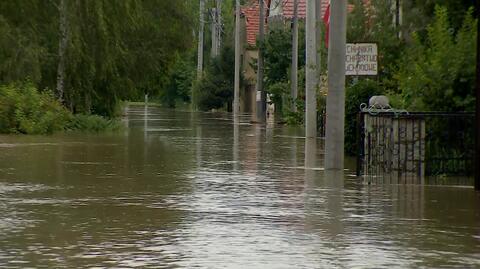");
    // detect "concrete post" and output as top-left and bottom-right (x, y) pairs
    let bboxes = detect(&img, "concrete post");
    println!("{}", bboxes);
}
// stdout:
(315, 0), (322, 79)
(305, 0), (317, 138)
(325, 0), (347, 170)
(256, 0), (266, 123)
(234, 0), (241, 117)
(291, 0), (299, 113)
